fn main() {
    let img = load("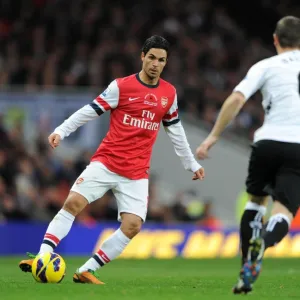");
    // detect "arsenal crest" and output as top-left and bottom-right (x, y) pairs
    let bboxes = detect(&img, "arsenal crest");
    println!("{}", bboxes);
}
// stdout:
(76, 177), (84, 184)
(161, 96), (168, 108)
